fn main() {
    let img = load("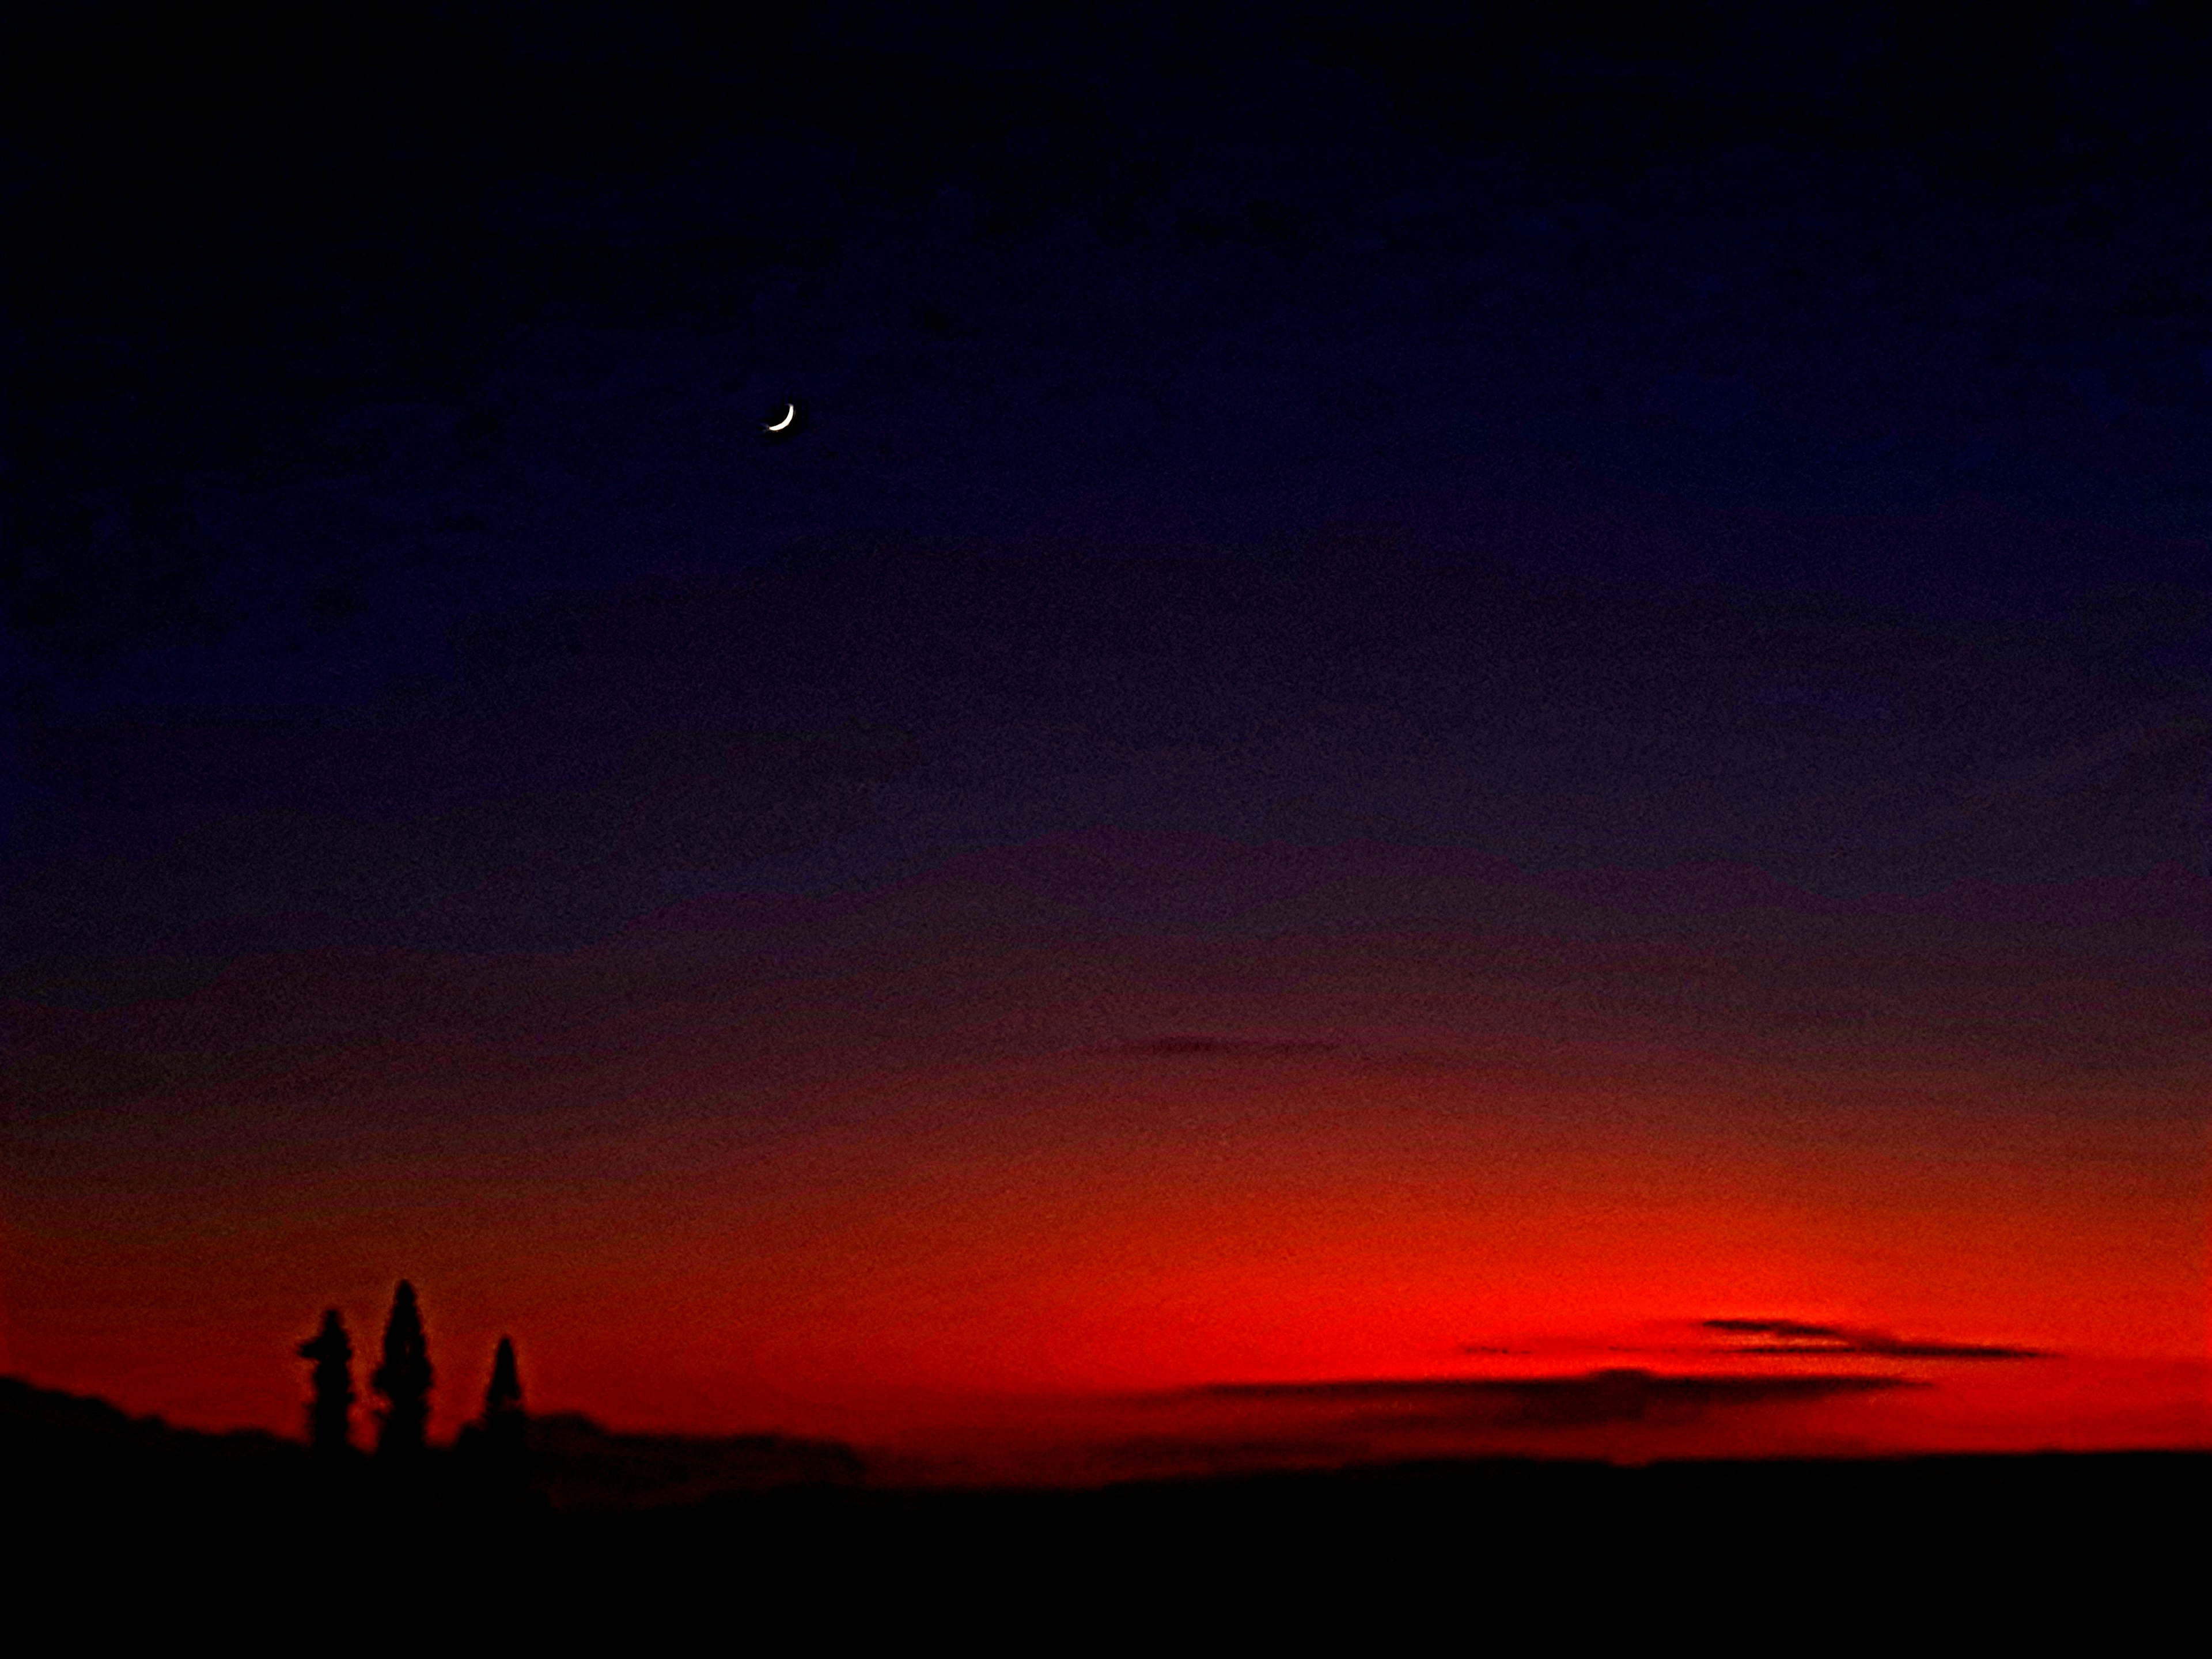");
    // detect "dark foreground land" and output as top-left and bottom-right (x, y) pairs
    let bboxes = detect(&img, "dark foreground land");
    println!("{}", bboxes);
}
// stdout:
(7, 1377), (2201, 1641)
